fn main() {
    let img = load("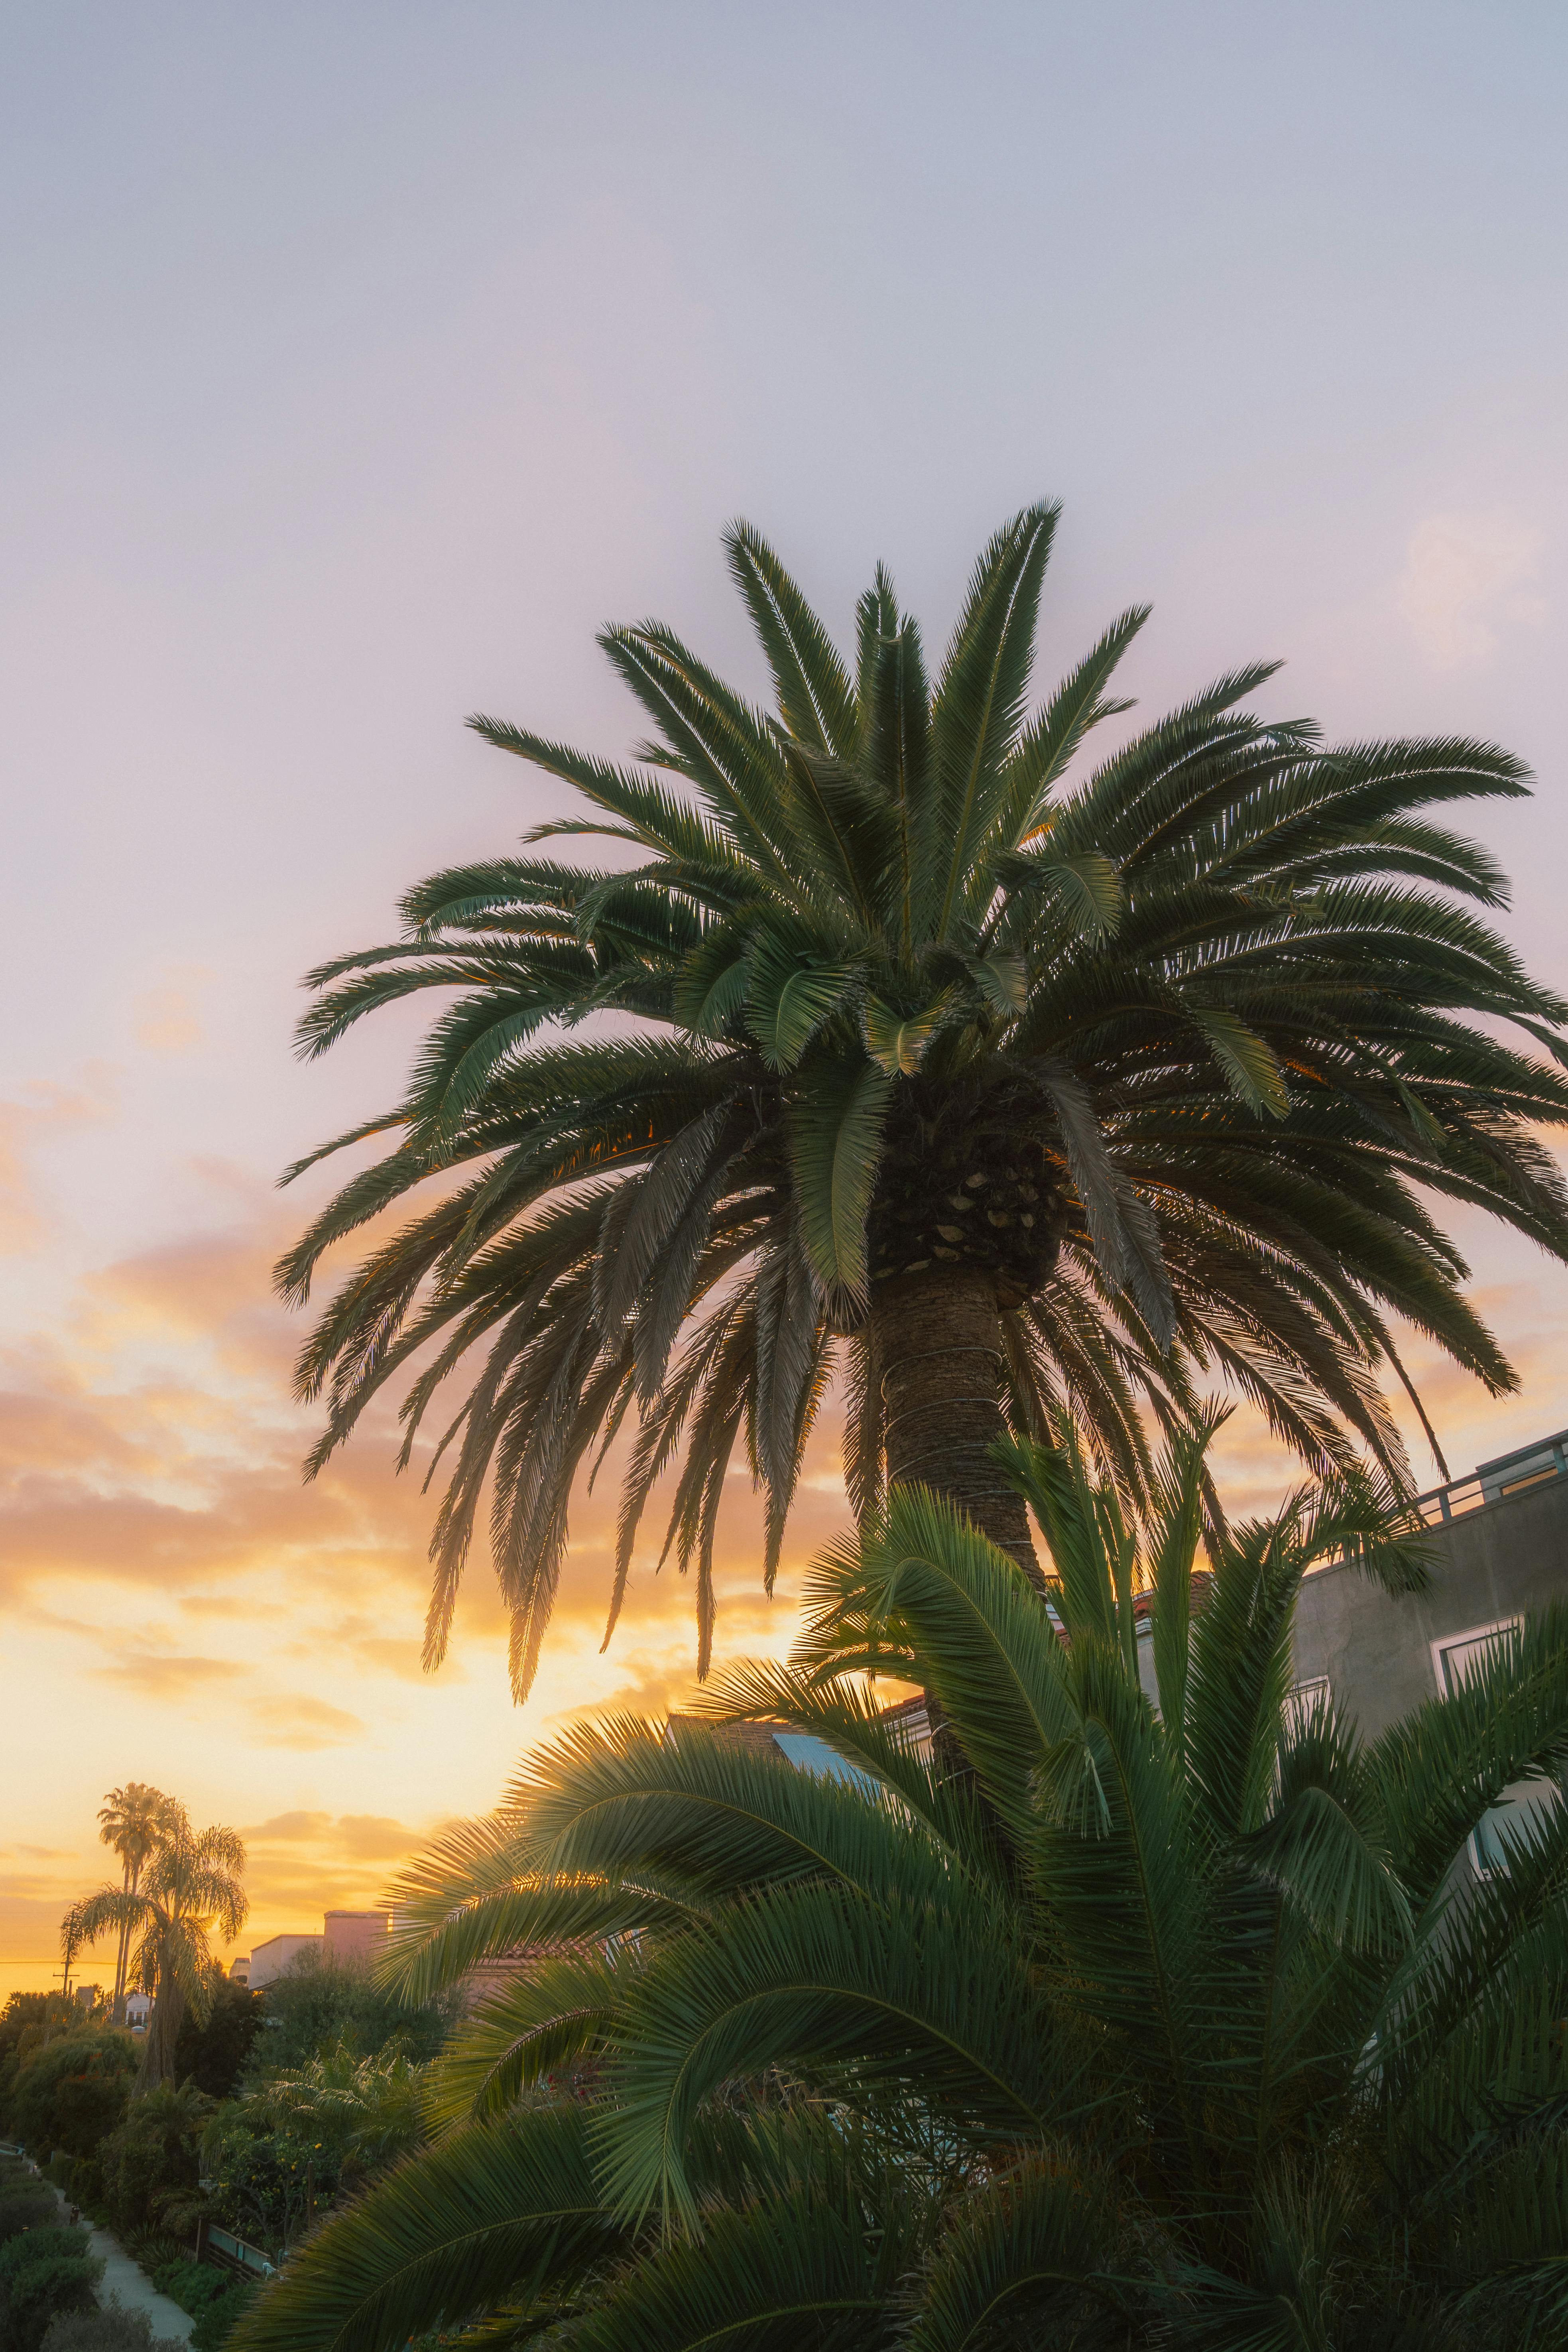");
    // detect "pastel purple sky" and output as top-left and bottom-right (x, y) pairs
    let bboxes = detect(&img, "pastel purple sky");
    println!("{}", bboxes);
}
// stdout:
(4, 2), (1567, 1986)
